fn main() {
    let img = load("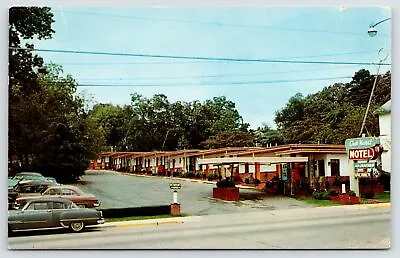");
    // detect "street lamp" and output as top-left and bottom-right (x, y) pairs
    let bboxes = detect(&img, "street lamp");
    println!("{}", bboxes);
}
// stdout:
(368, 18), (391, 37)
